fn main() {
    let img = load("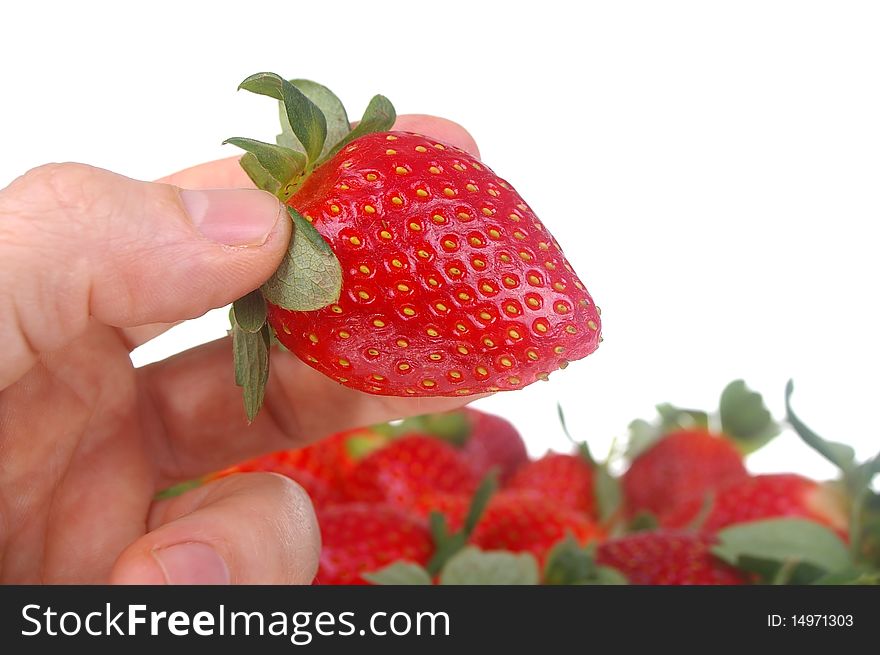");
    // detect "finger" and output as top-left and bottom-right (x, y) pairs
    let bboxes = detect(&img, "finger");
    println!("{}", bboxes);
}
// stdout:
(0, 163), (290, 389)
(142, 338), (480, 487)
(150, 115), (479, 192)
(155, 156), (253, 189)
(391, 114), (480, 157)
(110, 473), (319, 584)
